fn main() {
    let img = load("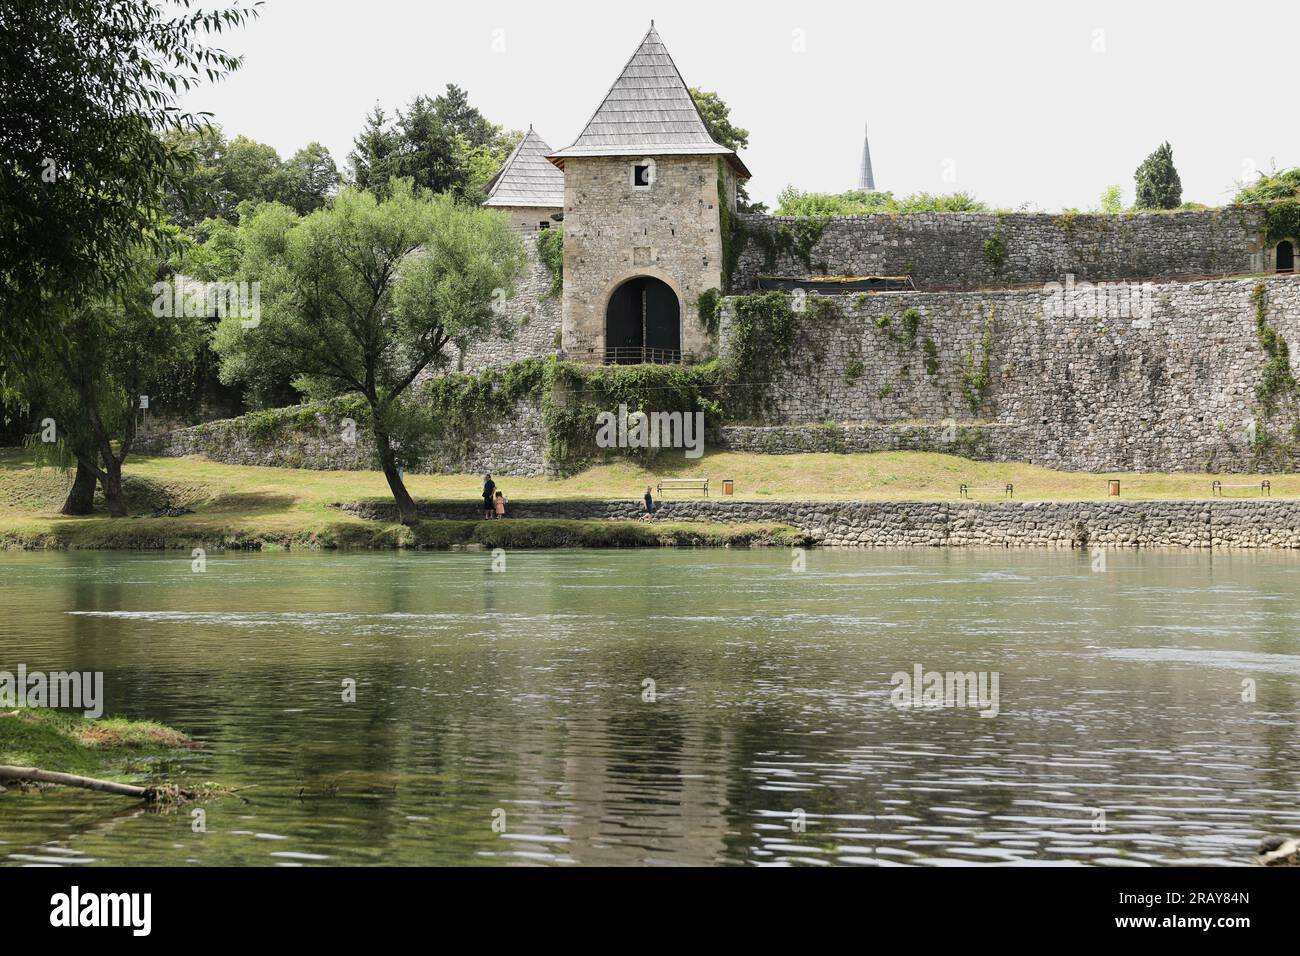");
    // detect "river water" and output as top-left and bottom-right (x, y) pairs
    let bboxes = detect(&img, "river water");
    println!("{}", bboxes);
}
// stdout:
(2, 548), (1299, 866)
